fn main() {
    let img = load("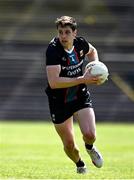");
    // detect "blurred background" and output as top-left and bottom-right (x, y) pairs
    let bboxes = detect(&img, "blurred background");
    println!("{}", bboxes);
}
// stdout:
(0, 0), (133, 122)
